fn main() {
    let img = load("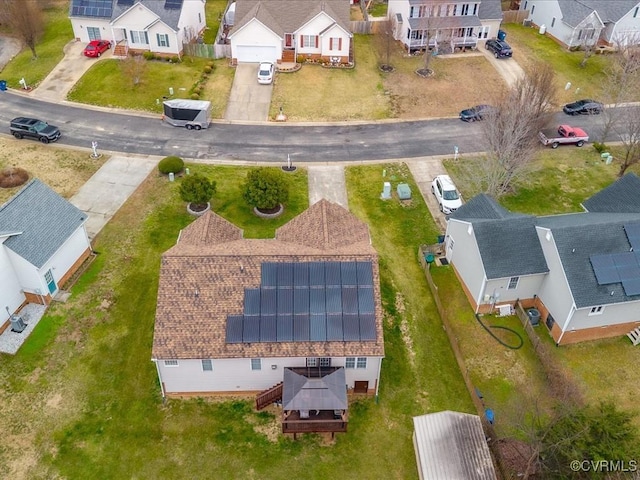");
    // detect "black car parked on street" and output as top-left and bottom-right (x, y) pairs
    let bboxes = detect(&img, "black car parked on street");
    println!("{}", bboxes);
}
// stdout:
(485, 39), (513, 58)
(459, 104), (496, 122)
(10, 117), (61, 144)
(562, 99), (604, 115)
